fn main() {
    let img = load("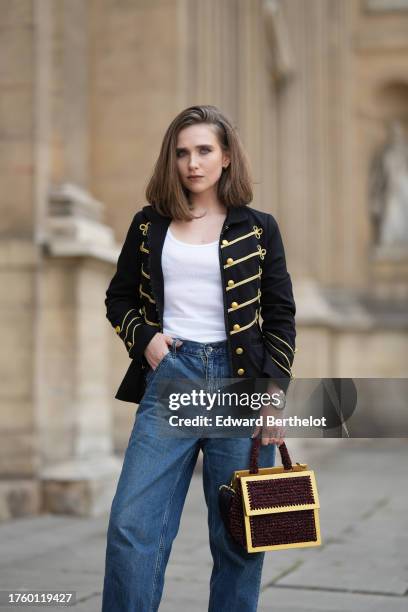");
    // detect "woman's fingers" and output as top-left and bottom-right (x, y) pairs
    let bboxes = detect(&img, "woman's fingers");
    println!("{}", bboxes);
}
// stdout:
(272, 425), (286, 446)
(144, 333), (173, 369)
(251, 425), (285, 446)
(251, 425), (261, 439)
(252, 423), (286, 445)
(261, 425), (286, 446)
